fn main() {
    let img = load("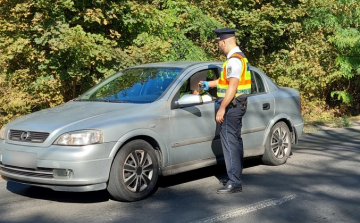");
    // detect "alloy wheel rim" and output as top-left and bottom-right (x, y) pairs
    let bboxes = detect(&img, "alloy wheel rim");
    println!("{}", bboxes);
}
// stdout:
(122, 150), (154, 192)
(271, 127), (289, 159)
